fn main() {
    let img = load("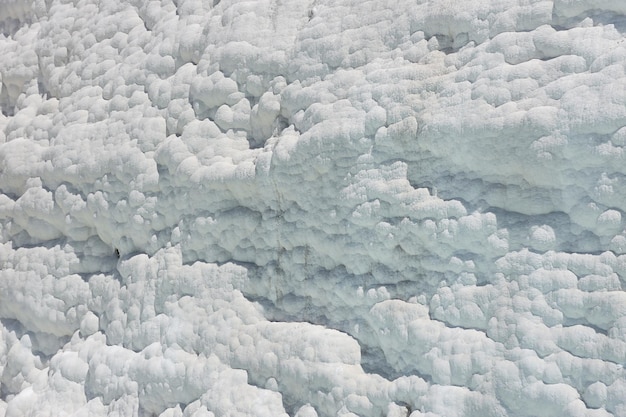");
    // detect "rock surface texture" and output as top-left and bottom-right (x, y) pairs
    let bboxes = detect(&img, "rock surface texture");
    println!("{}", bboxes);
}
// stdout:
(1, 0), (626, 416)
